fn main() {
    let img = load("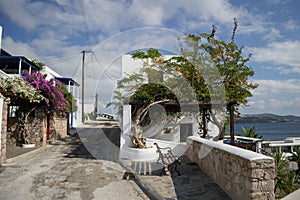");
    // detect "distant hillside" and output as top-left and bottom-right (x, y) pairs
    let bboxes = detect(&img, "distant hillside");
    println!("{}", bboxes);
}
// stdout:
(235, 113), (300, 123)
